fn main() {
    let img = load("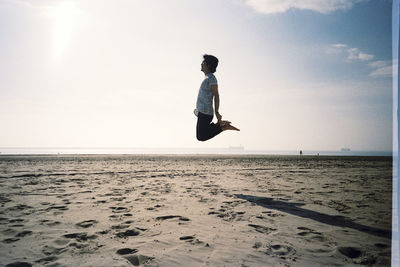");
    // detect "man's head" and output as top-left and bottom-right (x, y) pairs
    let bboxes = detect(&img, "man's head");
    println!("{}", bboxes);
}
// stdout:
(201, 54), (219, 73)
